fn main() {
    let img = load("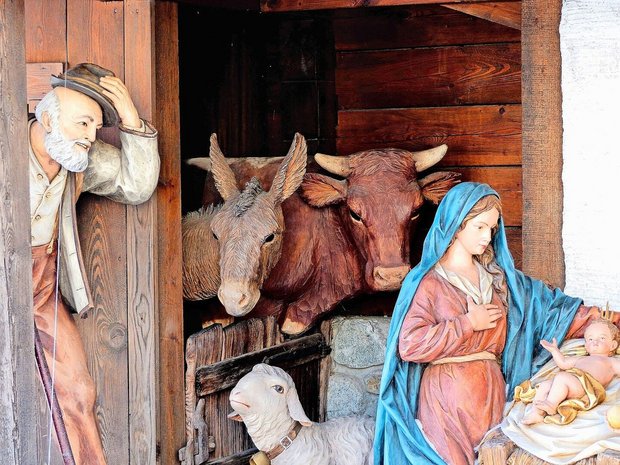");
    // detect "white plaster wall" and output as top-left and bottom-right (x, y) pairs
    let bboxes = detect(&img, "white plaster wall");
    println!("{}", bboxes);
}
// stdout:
(561, 0), (620, 308)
